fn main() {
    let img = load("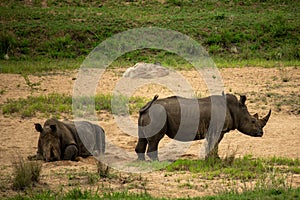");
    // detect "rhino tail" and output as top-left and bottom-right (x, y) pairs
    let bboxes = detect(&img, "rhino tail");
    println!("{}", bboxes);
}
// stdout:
(139, 95), (159, 114)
